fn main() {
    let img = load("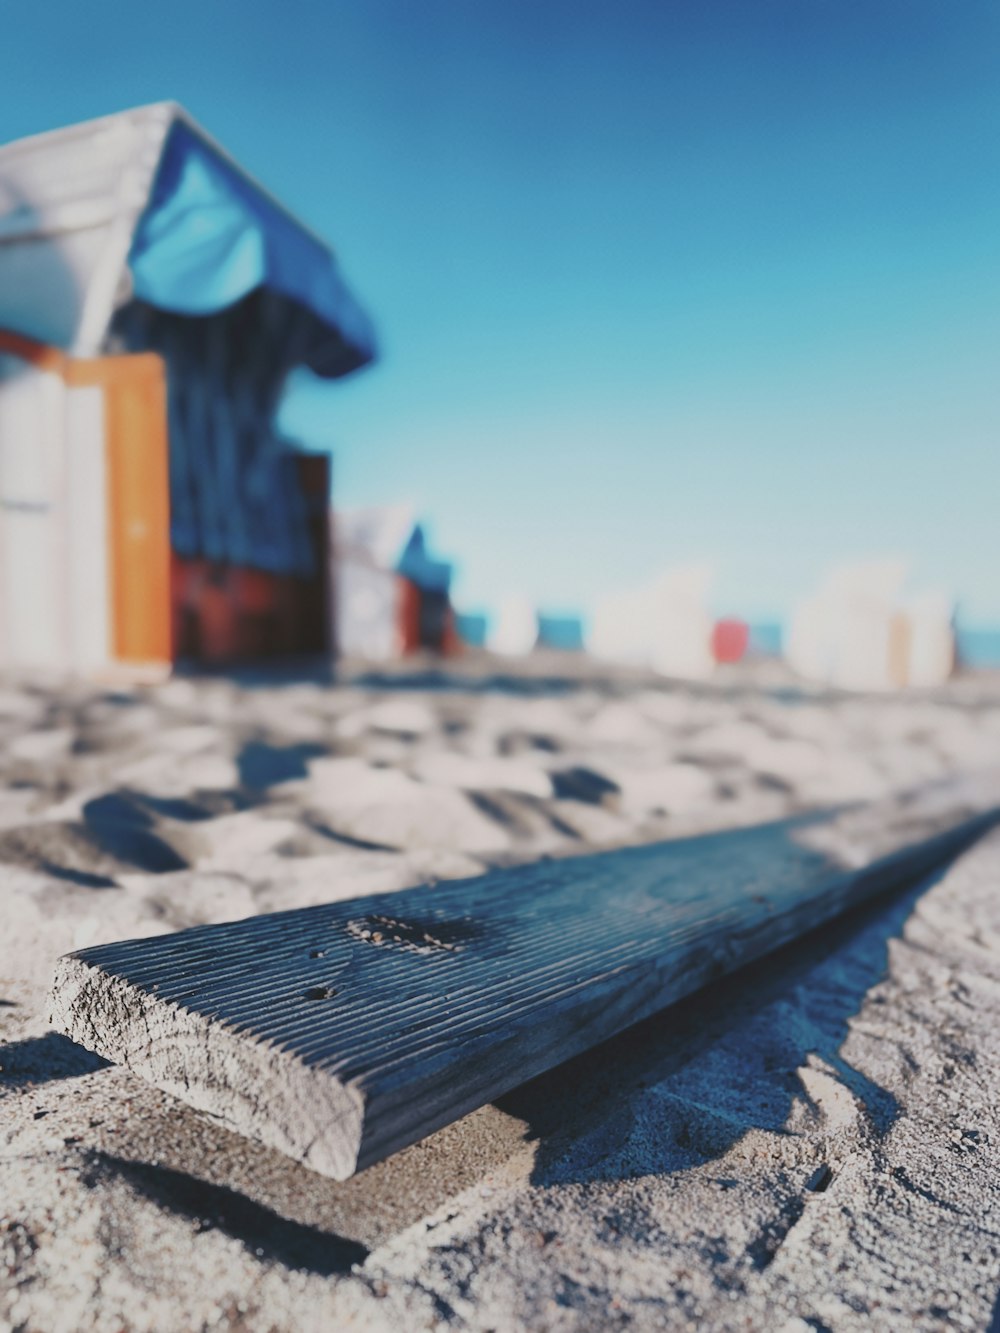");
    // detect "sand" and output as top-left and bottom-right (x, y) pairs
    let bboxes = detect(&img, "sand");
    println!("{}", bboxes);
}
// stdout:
(3, 654), (1000, 1330)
